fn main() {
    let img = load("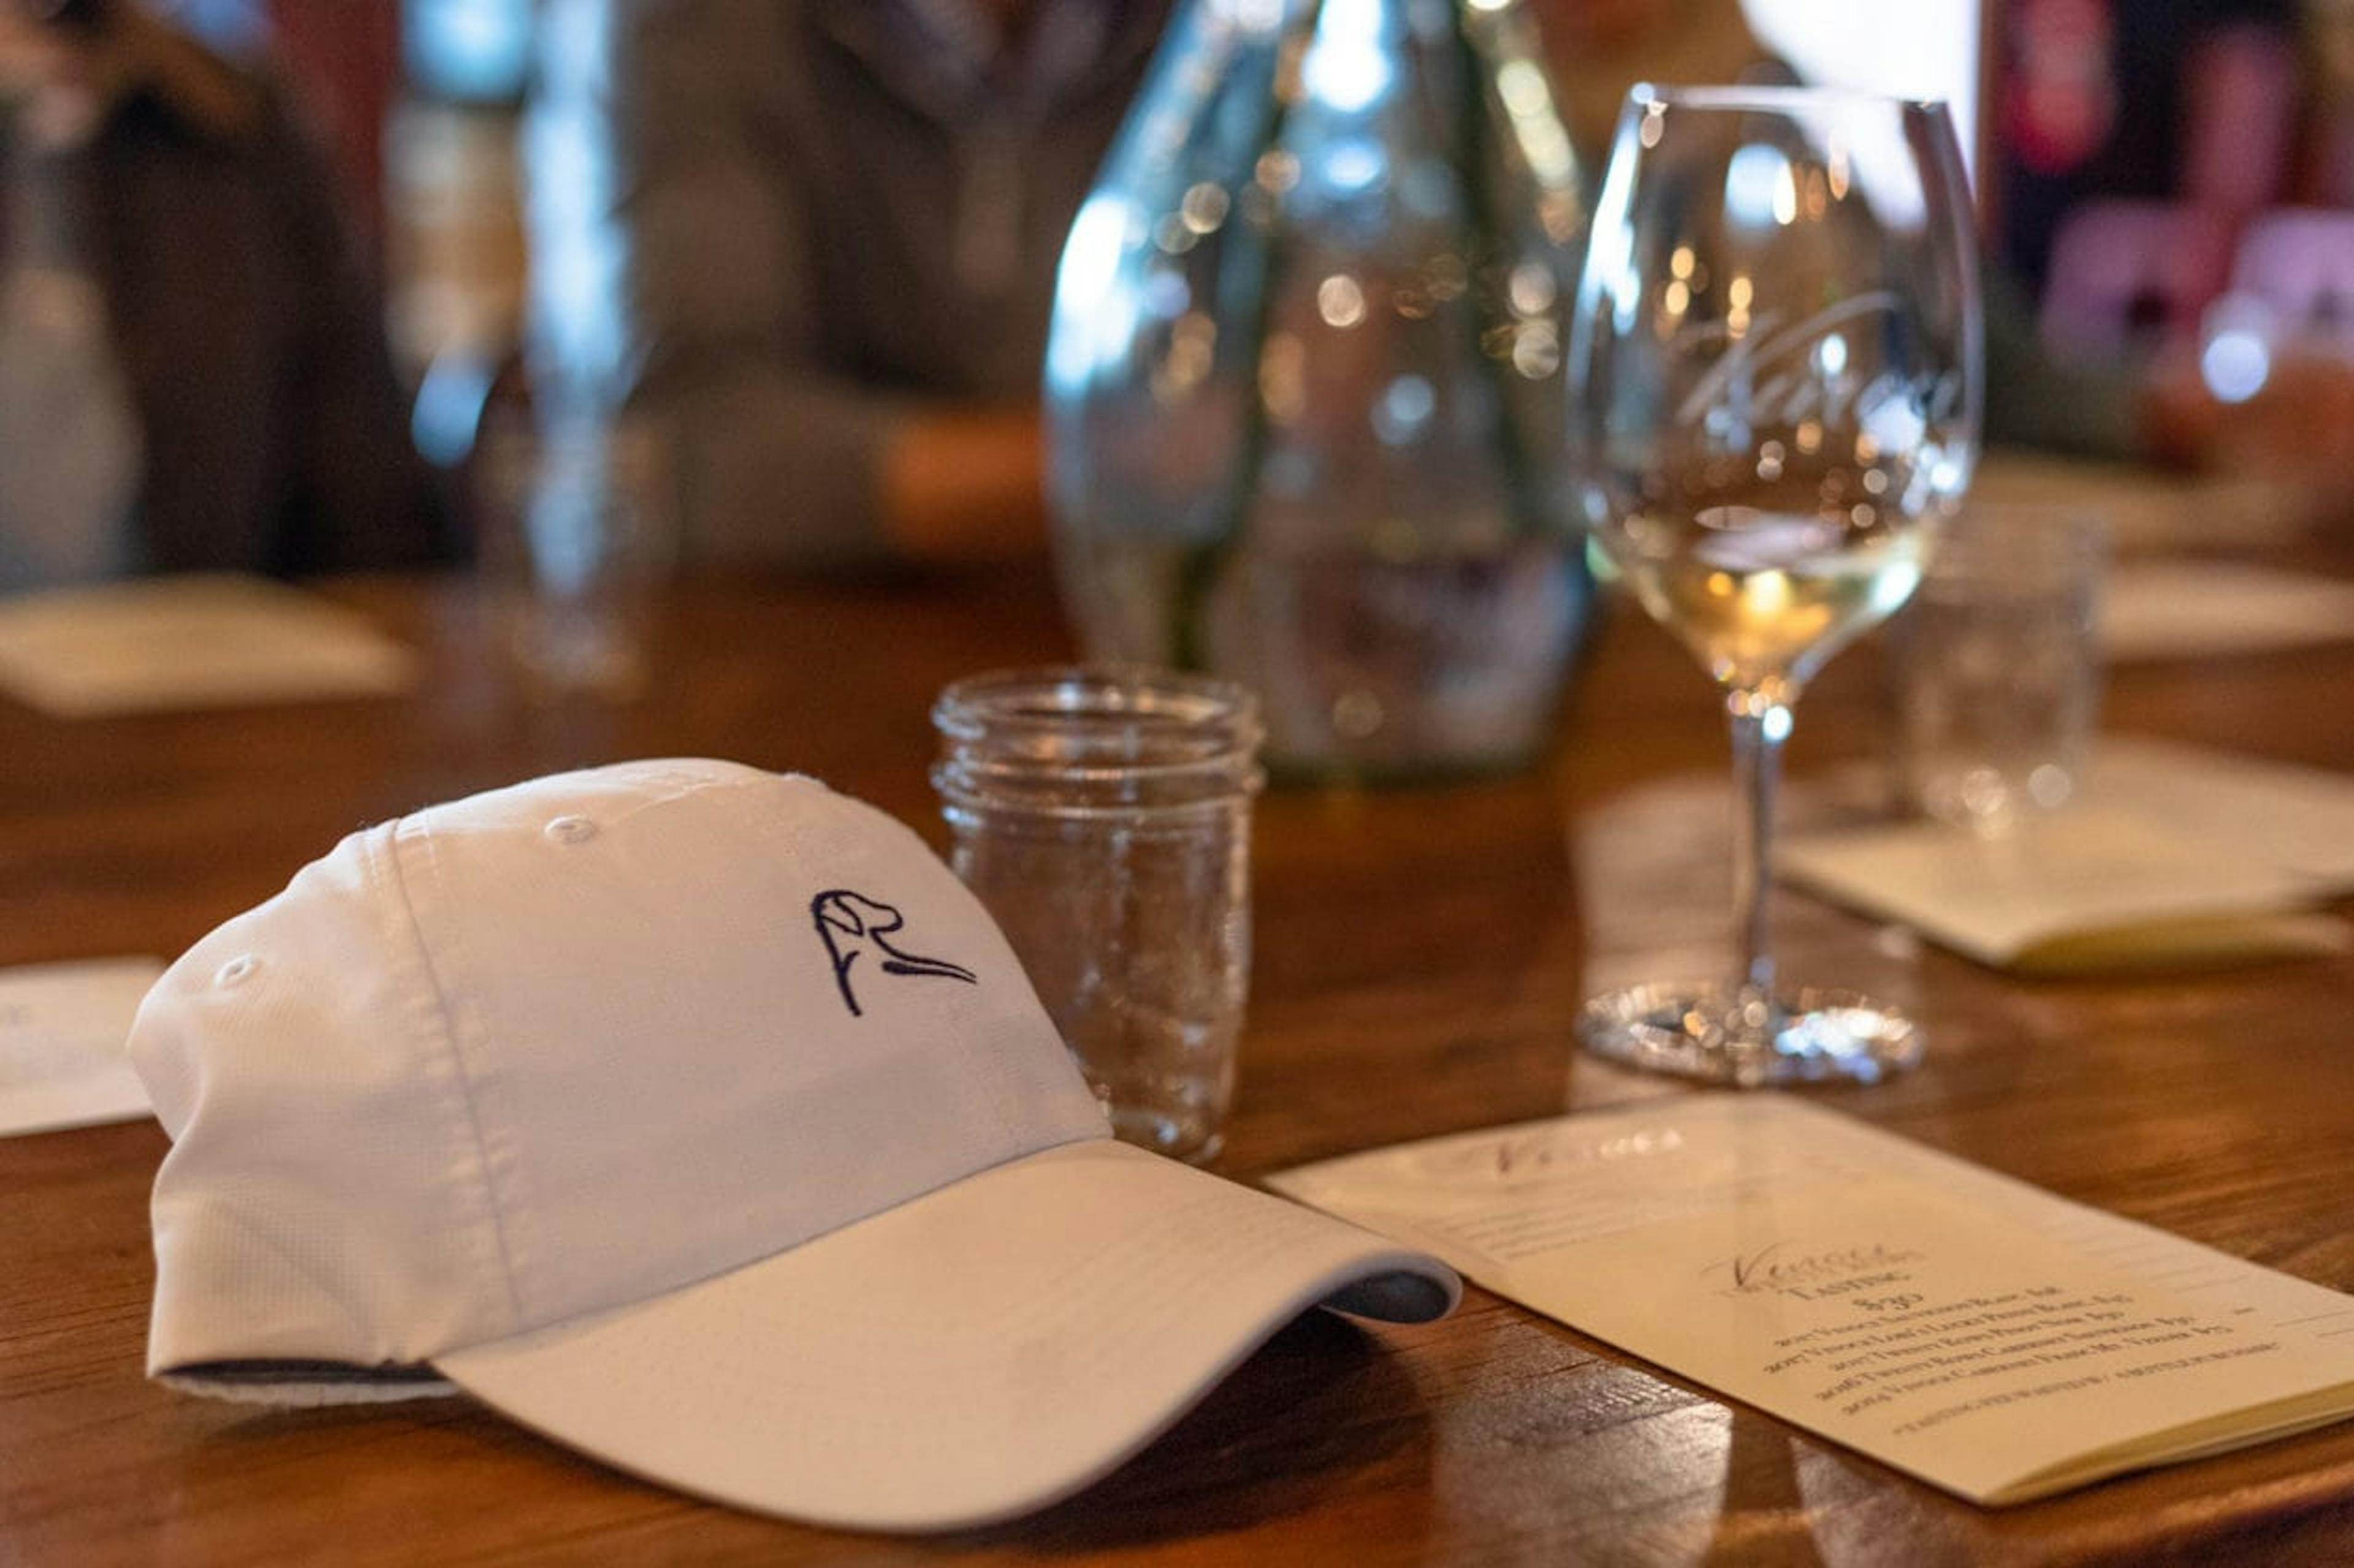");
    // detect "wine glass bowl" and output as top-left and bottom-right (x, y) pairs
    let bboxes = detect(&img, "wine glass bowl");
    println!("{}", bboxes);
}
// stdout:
(1568, 86), (1981, 1086)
